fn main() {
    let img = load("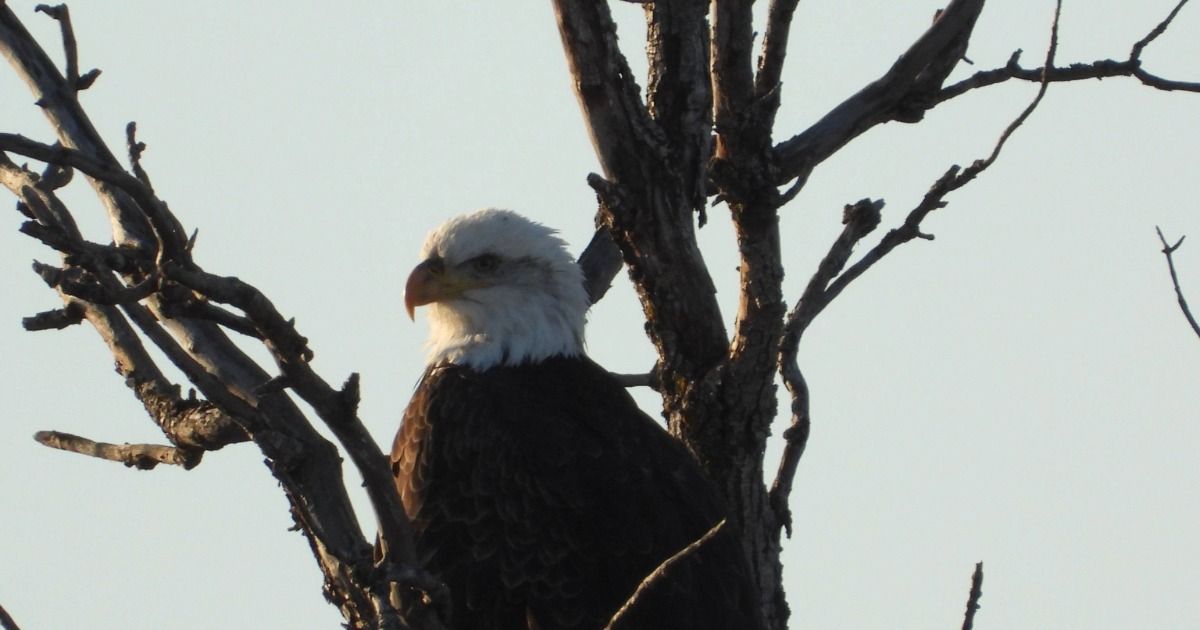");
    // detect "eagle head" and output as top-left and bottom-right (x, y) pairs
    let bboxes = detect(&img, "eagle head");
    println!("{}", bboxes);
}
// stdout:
(405, 208), (590, 370)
